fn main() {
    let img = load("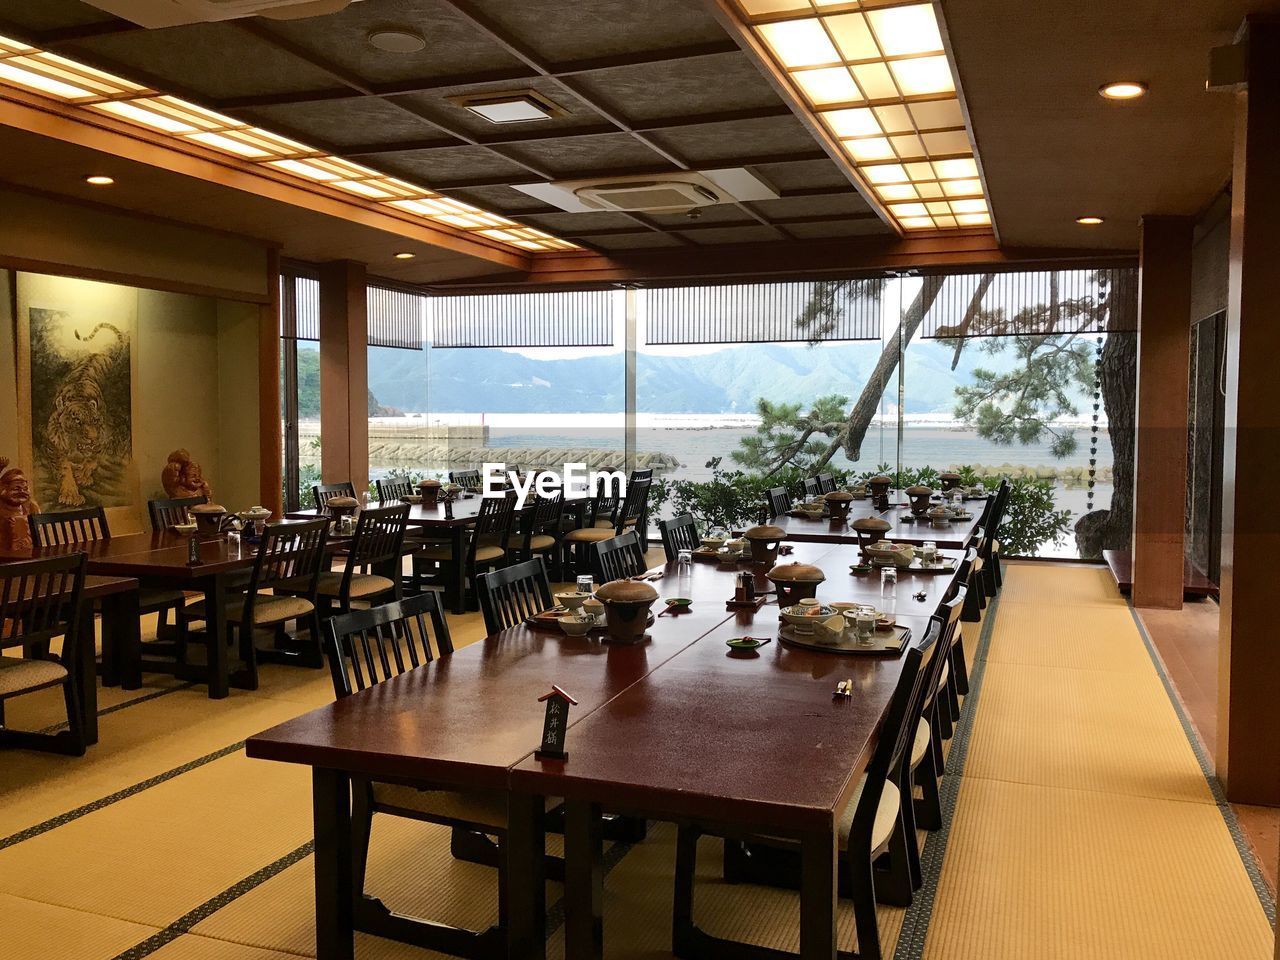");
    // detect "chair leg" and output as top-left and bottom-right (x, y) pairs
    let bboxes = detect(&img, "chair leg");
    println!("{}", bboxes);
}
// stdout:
(306, 612), (325, 668)
(962, 581), (982, 622)
(992, 552), (1003, 589)
(60, 678), (88, 757)
(913, 751), (943, 831)
(982, 558), (998, 597)
(897, 775), (923, 891)
(875, 813), (914, 908)
(847, 853), (882, 960)
(951, 635), (970, 696)
(945, 671), (961, 724)
(672, 825), (699, 958)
